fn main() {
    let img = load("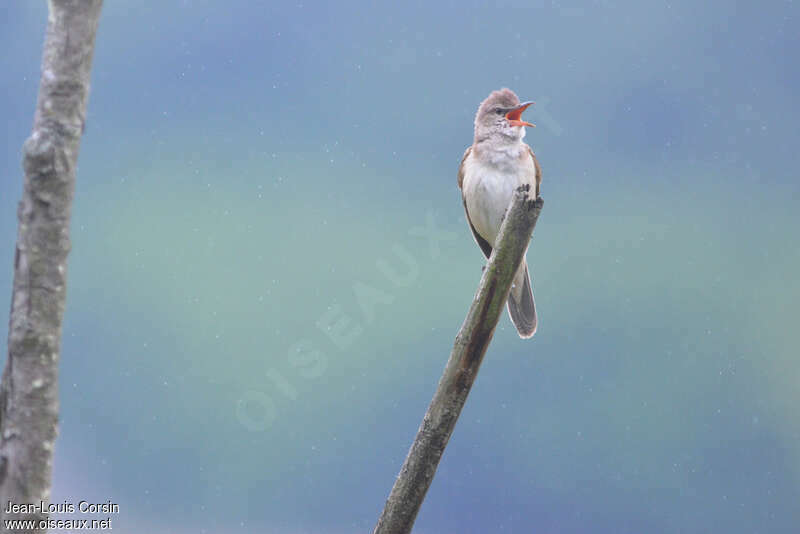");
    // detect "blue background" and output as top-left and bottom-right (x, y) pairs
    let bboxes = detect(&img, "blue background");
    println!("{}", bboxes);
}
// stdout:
(2, 1), (799, 532)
